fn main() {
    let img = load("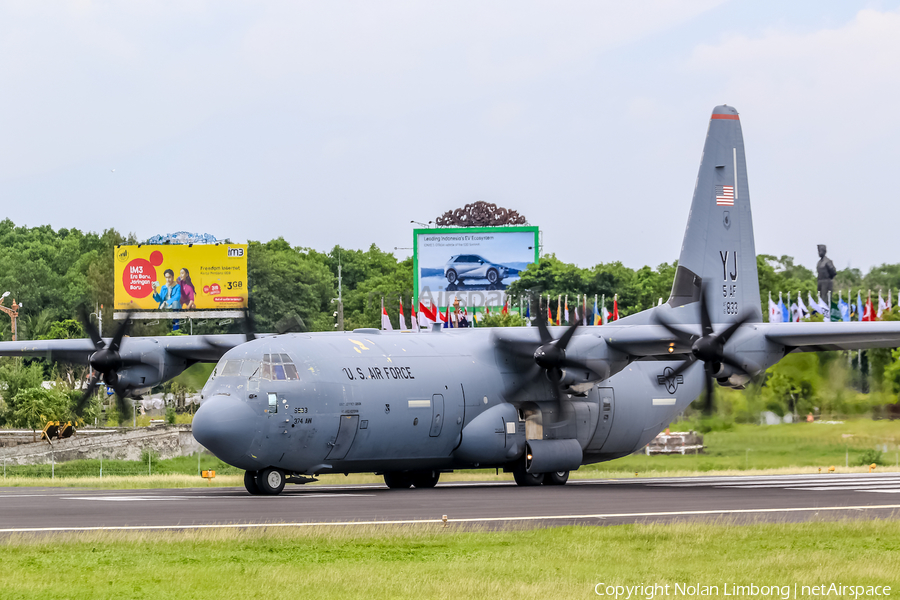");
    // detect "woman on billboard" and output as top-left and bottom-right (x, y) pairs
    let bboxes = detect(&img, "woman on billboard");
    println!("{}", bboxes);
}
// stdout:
(152, 269), (182, 309)
(179, 268), (196, 310)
